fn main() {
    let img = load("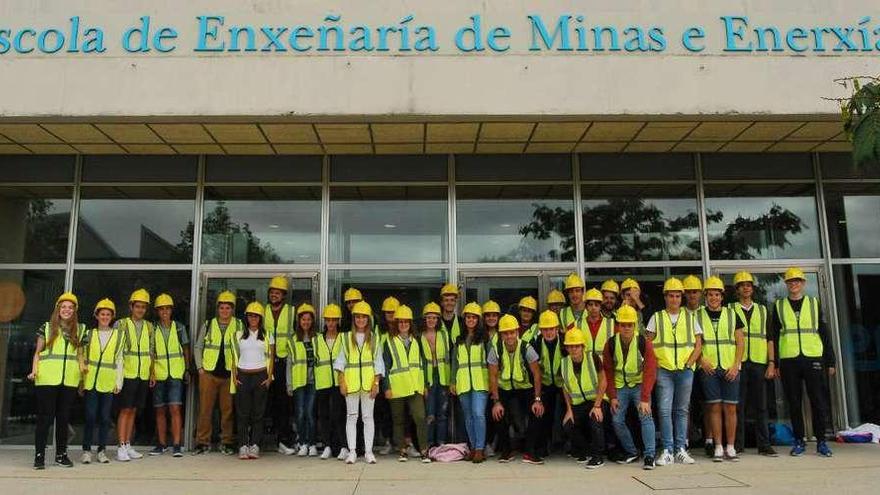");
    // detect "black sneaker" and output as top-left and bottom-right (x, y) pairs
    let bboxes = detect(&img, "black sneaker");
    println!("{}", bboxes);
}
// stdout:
(498, 451), (513, 463)
(34, 452), (45, 470)
(576, 456), (589, 464)
(521, 454), (544, 465)
(220, 444), (236, 456)
(149, 445), (167, 456)
(586, 456), (605, 469)
(191, 444), (210, 456)
(618, 453), (639, 464)
(704, 441), (715, 458)
(55, 453), (74, 468)
(758, 446), (779, 457)
(643, 455), (656, 470)
(172, 445), (183, 457)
